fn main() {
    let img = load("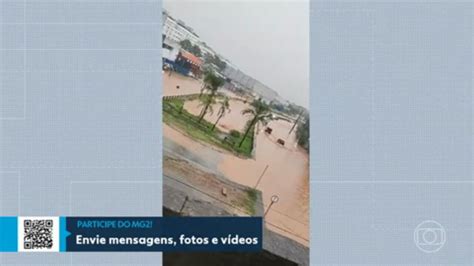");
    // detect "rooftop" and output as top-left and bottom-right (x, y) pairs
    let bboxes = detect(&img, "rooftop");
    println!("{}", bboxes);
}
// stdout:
(179, 49), (203, 66)
(163, 9), (199, 38)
